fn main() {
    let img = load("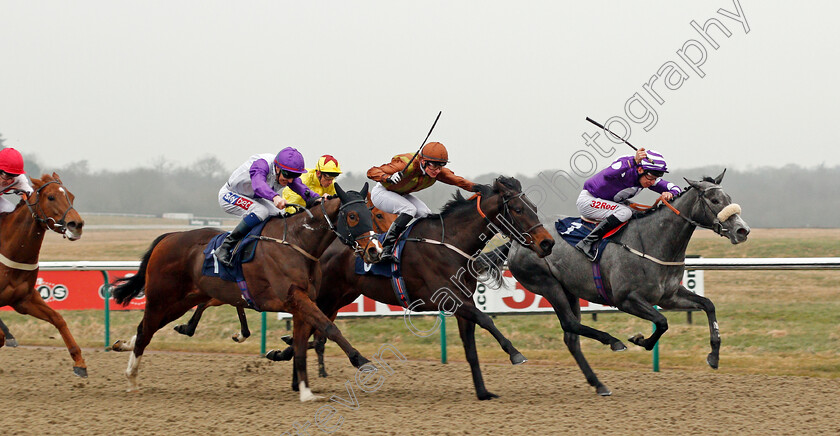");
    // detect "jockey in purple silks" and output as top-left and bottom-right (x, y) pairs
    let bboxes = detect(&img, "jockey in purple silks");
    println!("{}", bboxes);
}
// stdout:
(575, 148), (682, 261)
(215, 147), (320, 267)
